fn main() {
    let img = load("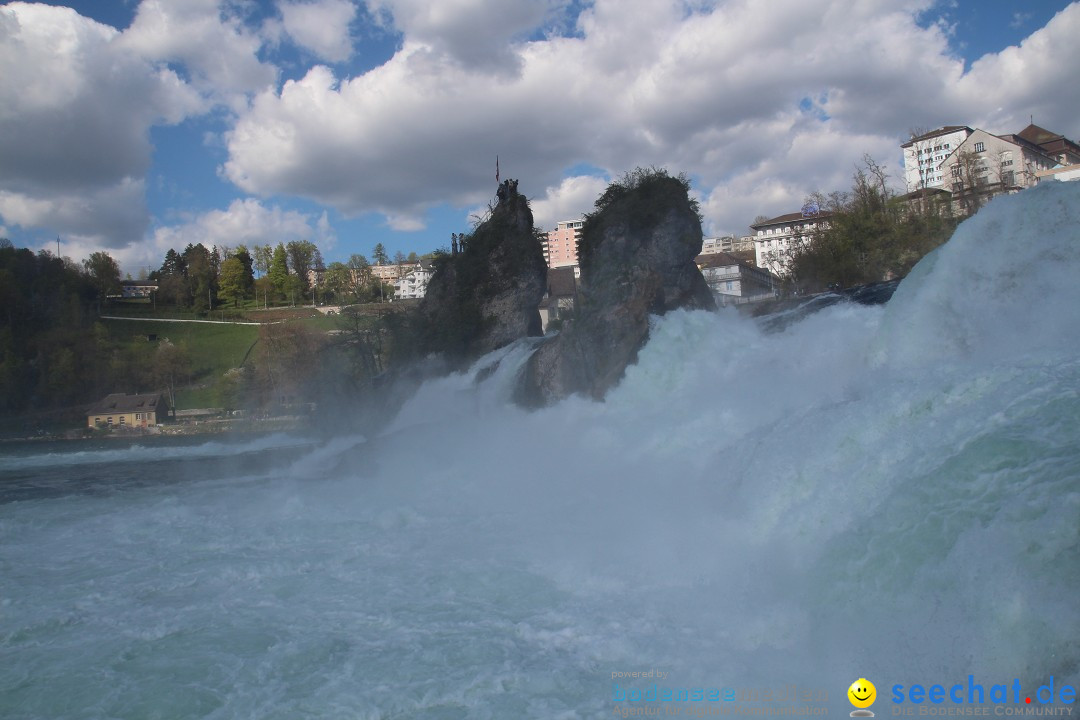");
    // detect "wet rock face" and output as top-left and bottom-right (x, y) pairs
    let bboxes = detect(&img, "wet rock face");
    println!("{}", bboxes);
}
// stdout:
(517, 173), (716, 406)
(417, 192), (546, 366)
